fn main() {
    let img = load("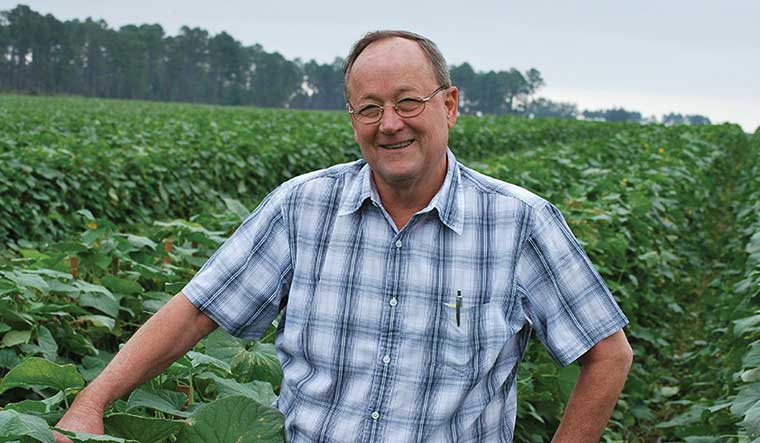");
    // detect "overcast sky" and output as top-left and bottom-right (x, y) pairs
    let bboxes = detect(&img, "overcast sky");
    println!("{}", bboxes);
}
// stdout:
(4, 0), (758, 132)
